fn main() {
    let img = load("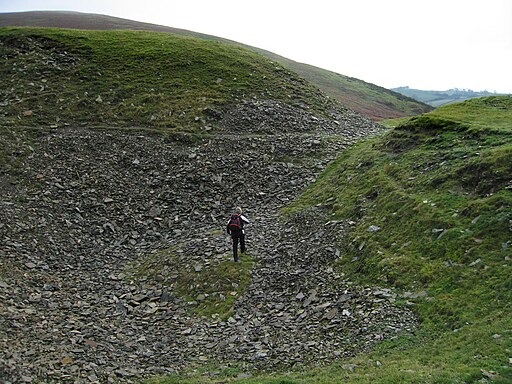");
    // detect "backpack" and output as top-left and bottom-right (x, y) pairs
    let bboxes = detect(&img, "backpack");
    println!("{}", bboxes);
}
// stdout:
(228, 213), (242, 232)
